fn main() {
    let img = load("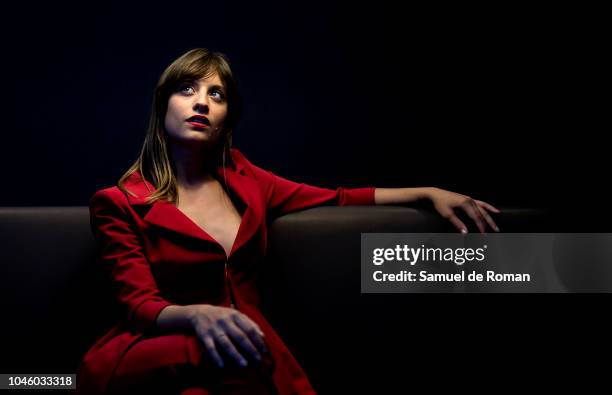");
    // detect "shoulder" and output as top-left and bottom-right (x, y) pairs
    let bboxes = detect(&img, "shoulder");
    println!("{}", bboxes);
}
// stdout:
(89, 186), (130, 212)
(228, 147), (278, 183)
(90, 171), (152, 209)
(230, 147), (271, 172)
(229, 147), (252, 167)
(229, 147), (261, 176)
